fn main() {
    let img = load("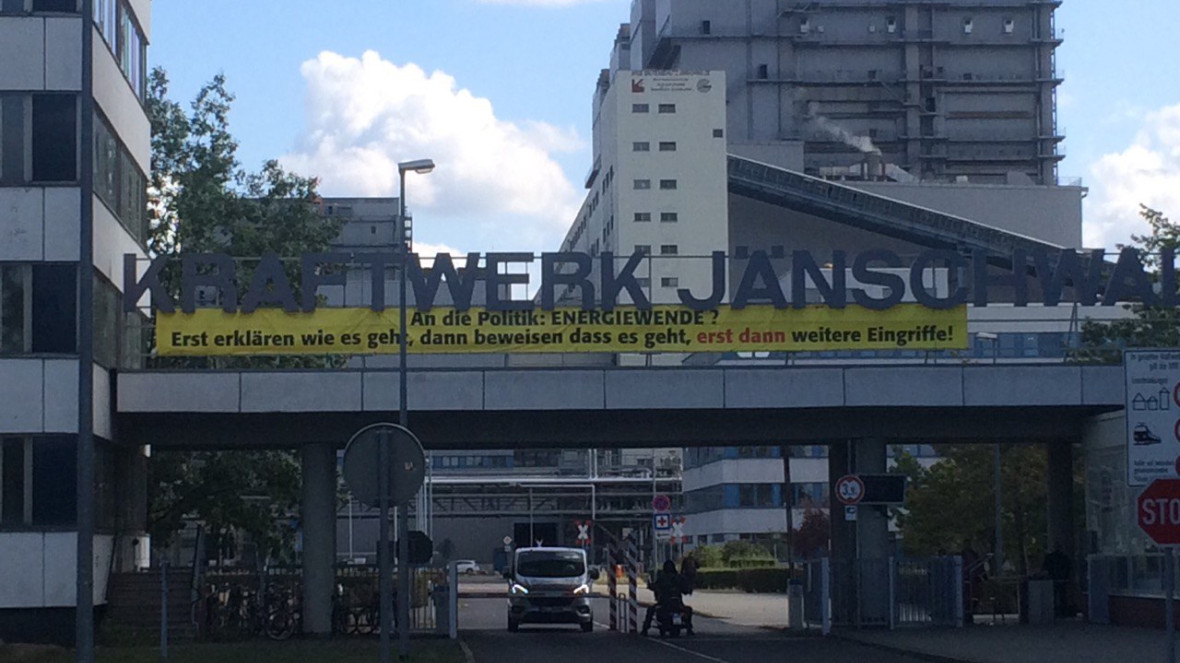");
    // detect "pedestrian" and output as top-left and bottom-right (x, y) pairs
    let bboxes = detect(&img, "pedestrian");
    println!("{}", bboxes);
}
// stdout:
(680, 552), (699, 595)
(1042, 544), (1072, 618)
